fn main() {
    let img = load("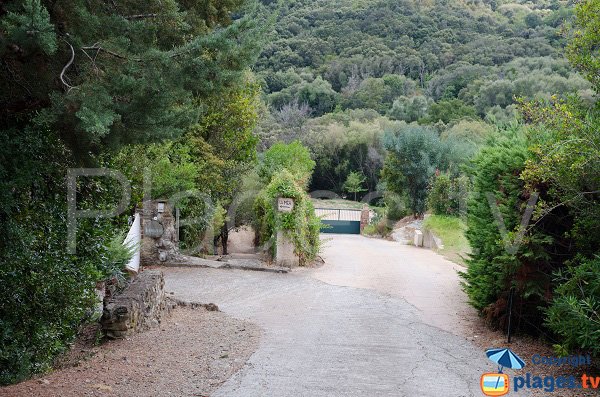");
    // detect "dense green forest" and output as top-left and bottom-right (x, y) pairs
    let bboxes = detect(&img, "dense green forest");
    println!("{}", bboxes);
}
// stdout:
(1, 0), (599, 386)
(254, 0), (590, 196)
